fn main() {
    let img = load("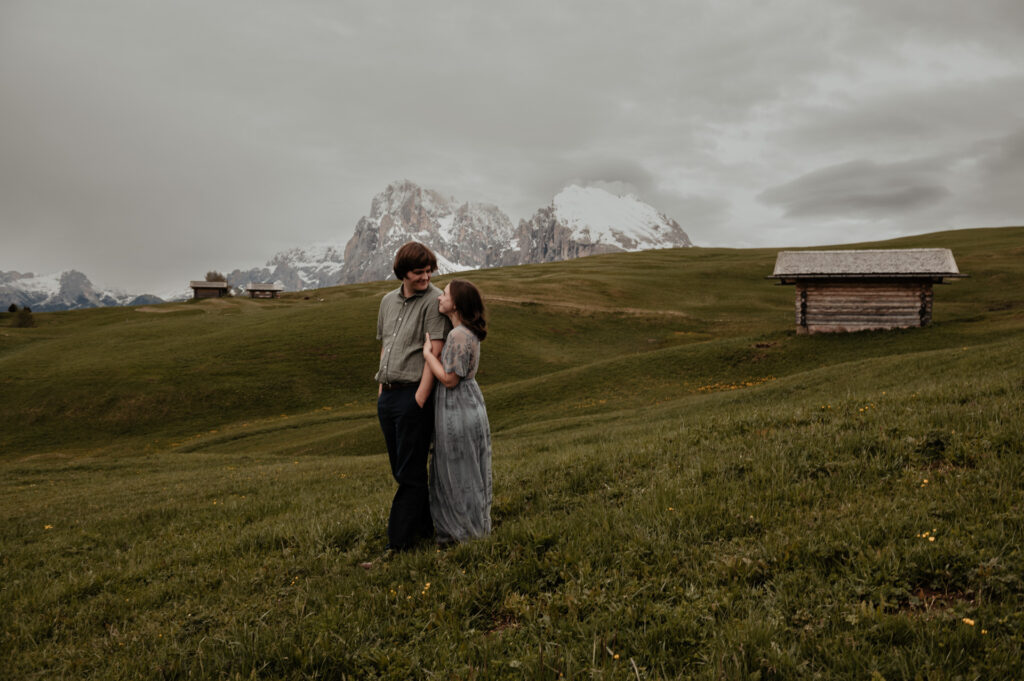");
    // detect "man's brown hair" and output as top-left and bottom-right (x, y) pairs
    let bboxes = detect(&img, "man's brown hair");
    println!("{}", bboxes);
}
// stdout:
(393, 242), (438, 280)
